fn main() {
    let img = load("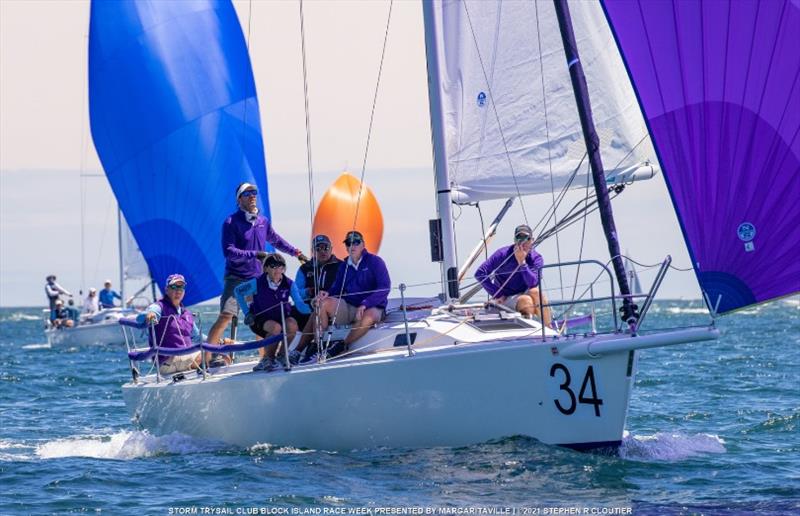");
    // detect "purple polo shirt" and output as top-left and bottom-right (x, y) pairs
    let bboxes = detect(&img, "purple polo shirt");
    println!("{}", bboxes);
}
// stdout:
(222, 209), (299, 280)
(475, 244), (544, 298)
(327, 249), (391, 309)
